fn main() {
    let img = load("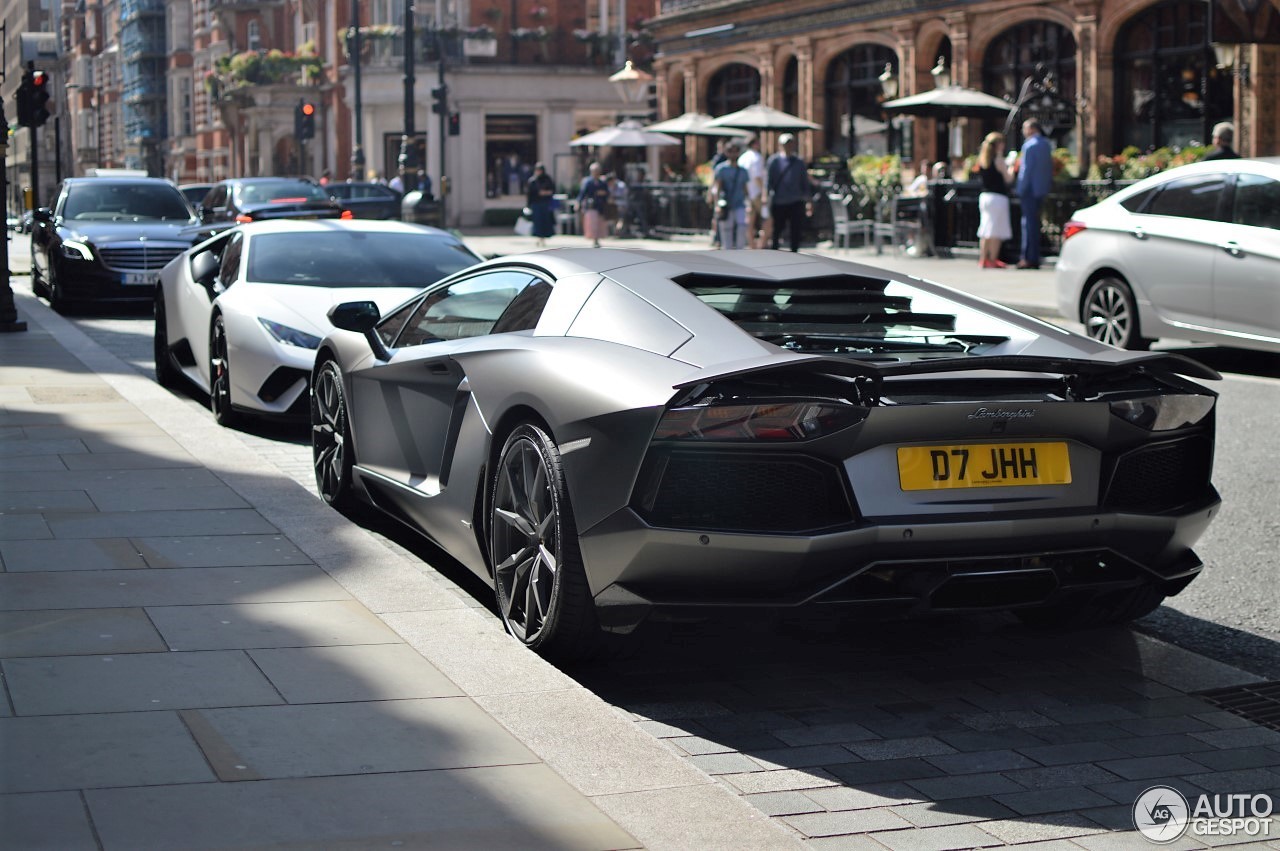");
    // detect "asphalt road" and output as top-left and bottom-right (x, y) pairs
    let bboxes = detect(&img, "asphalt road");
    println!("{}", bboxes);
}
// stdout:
(6, 261), (1277, 680)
